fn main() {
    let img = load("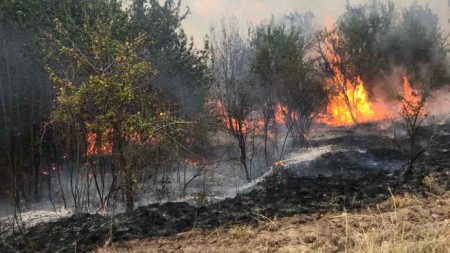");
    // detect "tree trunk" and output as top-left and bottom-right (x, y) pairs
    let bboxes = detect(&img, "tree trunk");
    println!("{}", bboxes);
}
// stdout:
(124, 167), (134, 213)
(238, 134), (251, 182)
